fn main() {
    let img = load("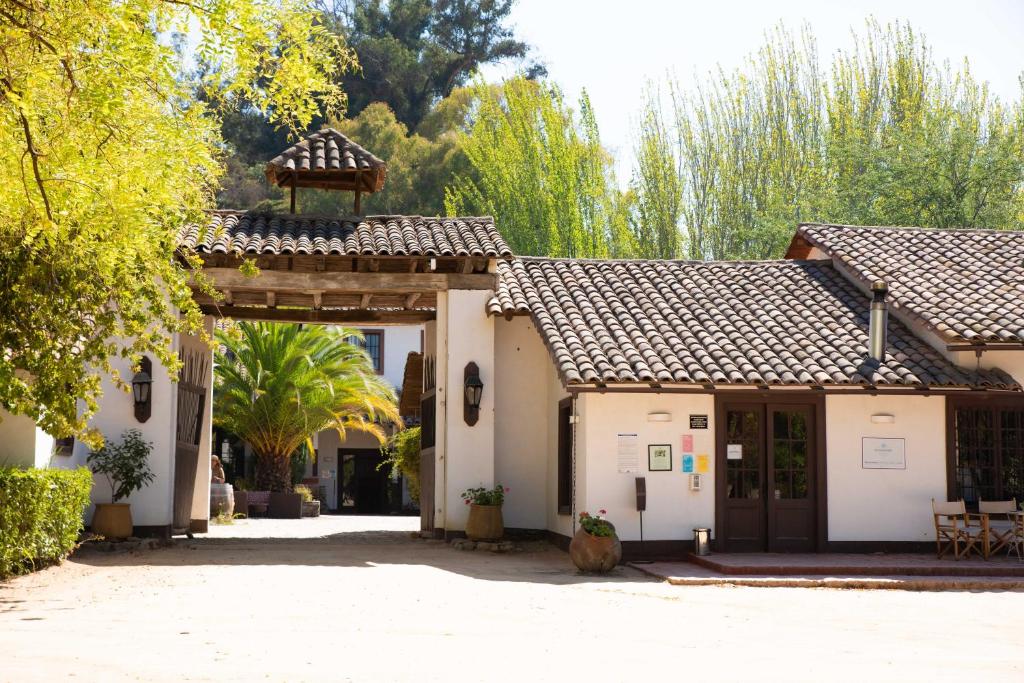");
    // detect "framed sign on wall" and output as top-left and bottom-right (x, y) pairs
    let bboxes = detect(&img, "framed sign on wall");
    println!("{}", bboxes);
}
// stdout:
(648, 444), (672, 471)
(862, 437), (906, 470)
